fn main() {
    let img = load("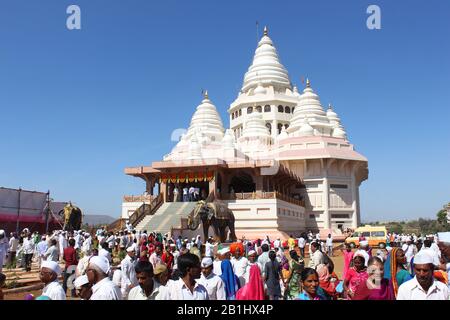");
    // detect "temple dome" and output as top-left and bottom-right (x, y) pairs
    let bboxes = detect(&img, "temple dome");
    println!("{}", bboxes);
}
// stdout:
(241, 112), (271, 143)
(253, 81), (267, 95)
(222, 129), (236, 148)
(185, 91), (225, 142)
(327, 104), (347, 139)
(289, 79), (331, 133)
(241, 27), (291, 93)
(298, 116), (314, 137)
